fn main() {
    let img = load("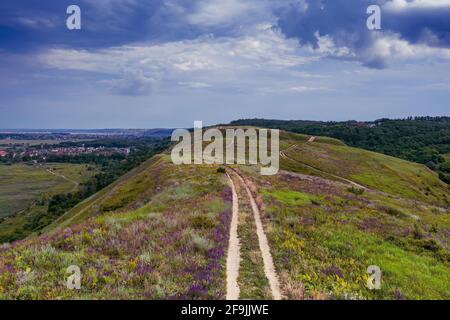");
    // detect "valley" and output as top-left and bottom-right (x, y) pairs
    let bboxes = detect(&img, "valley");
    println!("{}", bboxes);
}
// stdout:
(0, 129), (448, 299)
(0, 163), (97, 242)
